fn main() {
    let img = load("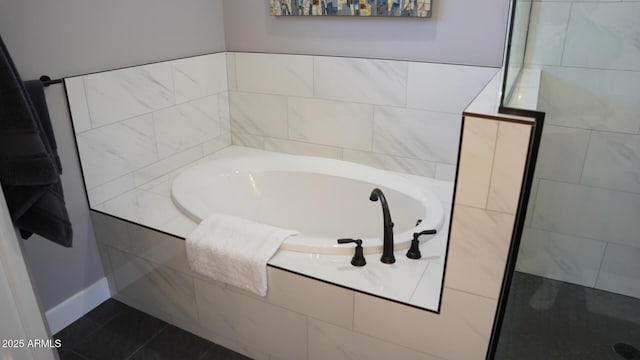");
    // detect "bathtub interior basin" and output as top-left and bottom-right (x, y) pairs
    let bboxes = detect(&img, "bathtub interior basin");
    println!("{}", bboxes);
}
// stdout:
(171, 152), (445, 255)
